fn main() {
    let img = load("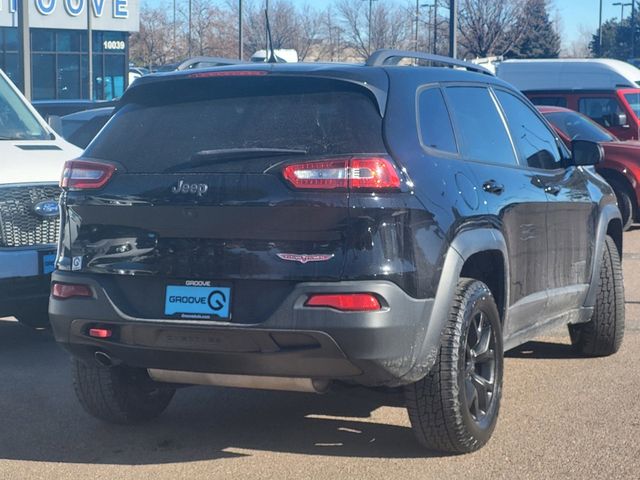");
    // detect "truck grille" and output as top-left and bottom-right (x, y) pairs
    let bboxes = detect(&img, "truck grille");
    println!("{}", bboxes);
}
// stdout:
(0, 184), (61, 248)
